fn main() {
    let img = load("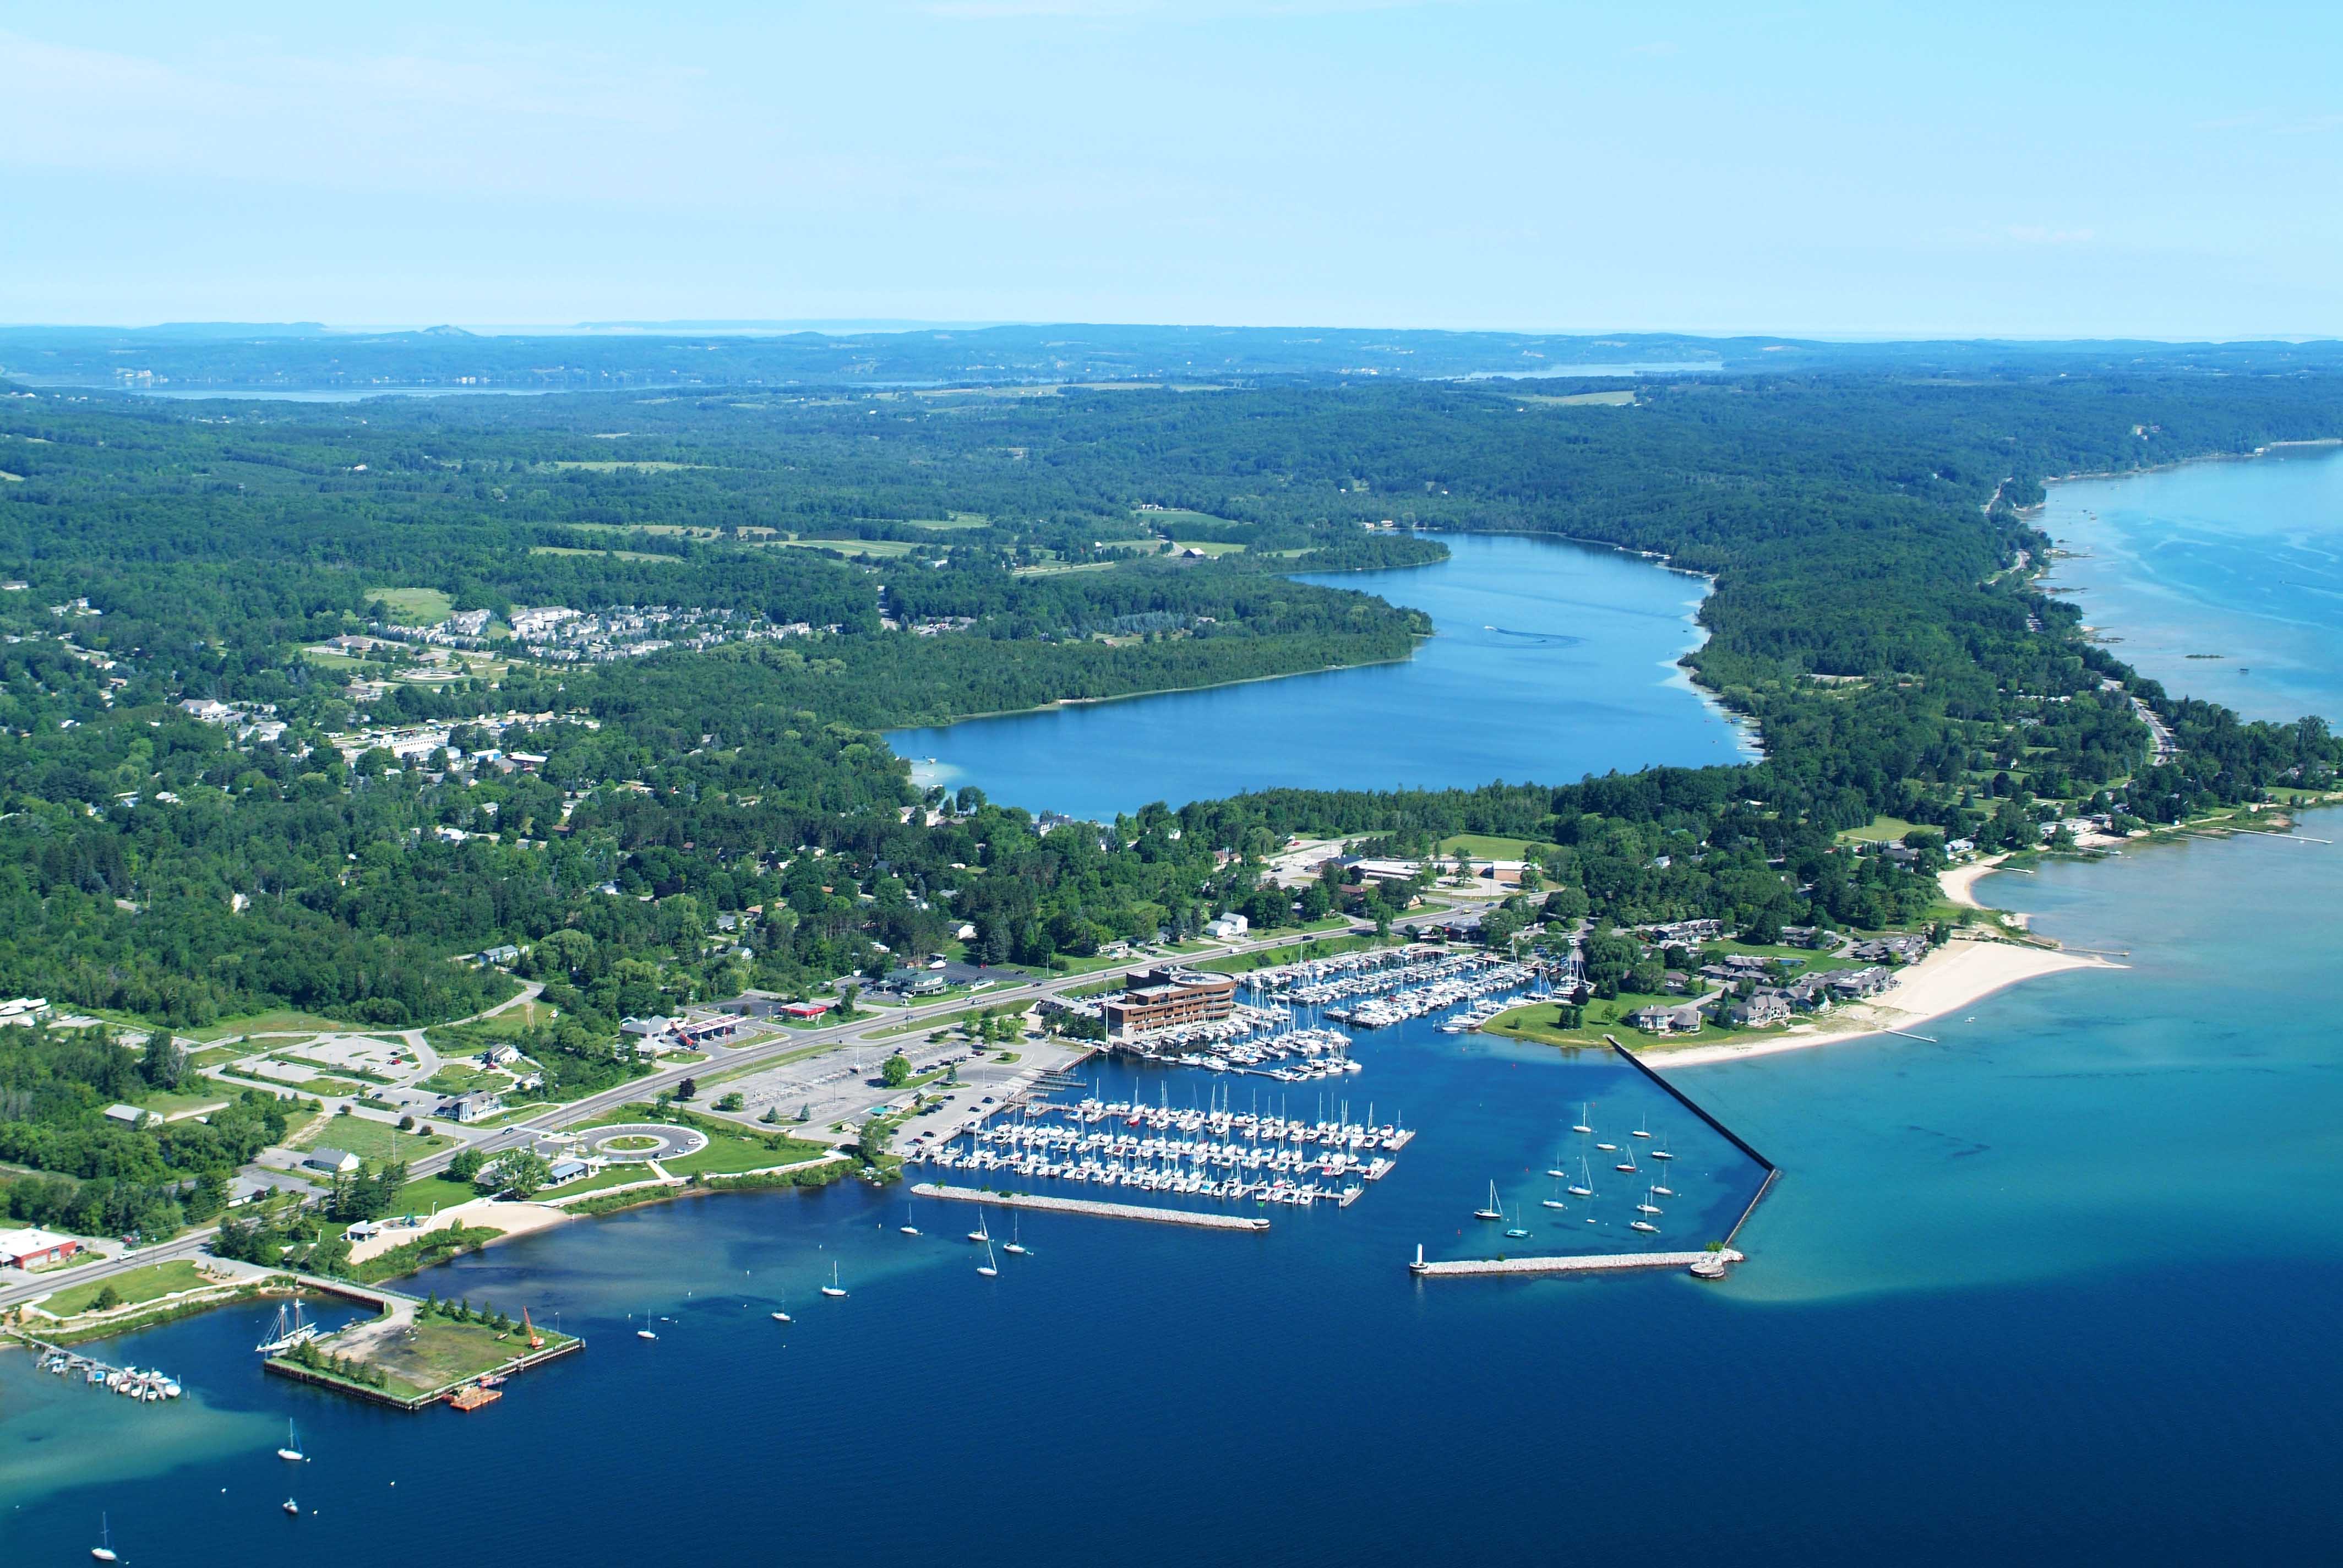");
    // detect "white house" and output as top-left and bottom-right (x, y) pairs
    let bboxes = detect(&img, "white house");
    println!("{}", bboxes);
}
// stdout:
(301, 1147), (362, 1175)
(1203, 913), (1249, 940)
